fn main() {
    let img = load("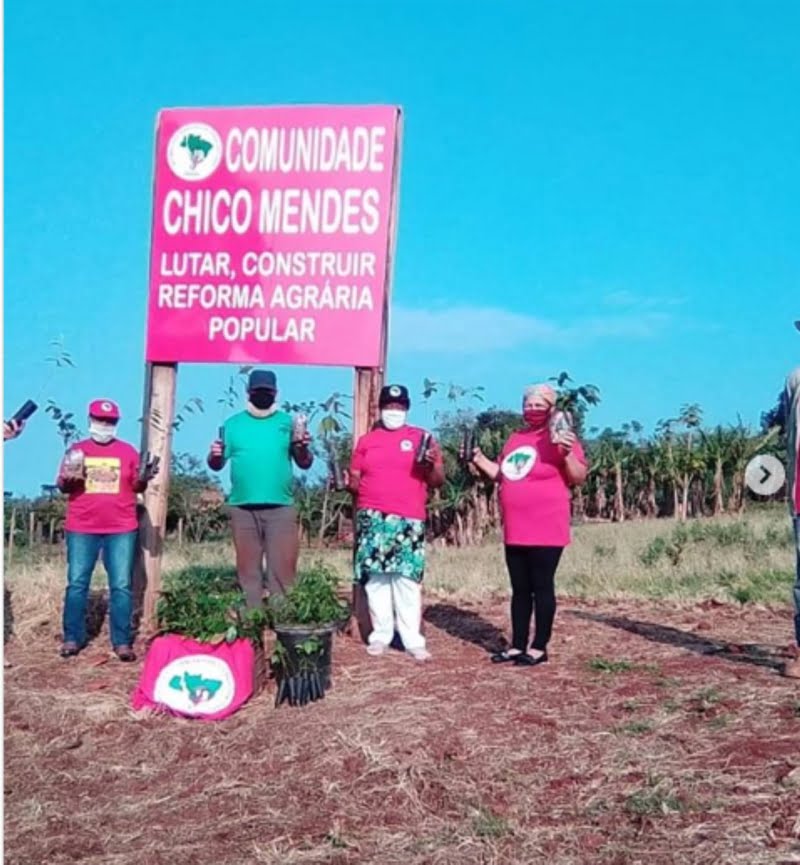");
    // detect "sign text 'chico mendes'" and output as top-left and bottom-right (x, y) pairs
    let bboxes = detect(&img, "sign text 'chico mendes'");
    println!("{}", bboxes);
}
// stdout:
(145, 105), (401, 366)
